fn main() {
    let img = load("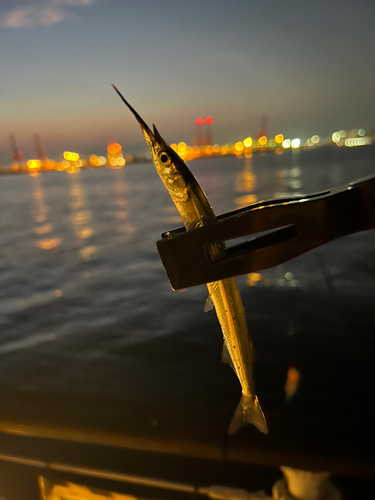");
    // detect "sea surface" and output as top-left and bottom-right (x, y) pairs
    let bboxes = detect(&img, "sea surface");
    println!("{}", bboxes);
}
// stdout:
(0, 146), (374, 429)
